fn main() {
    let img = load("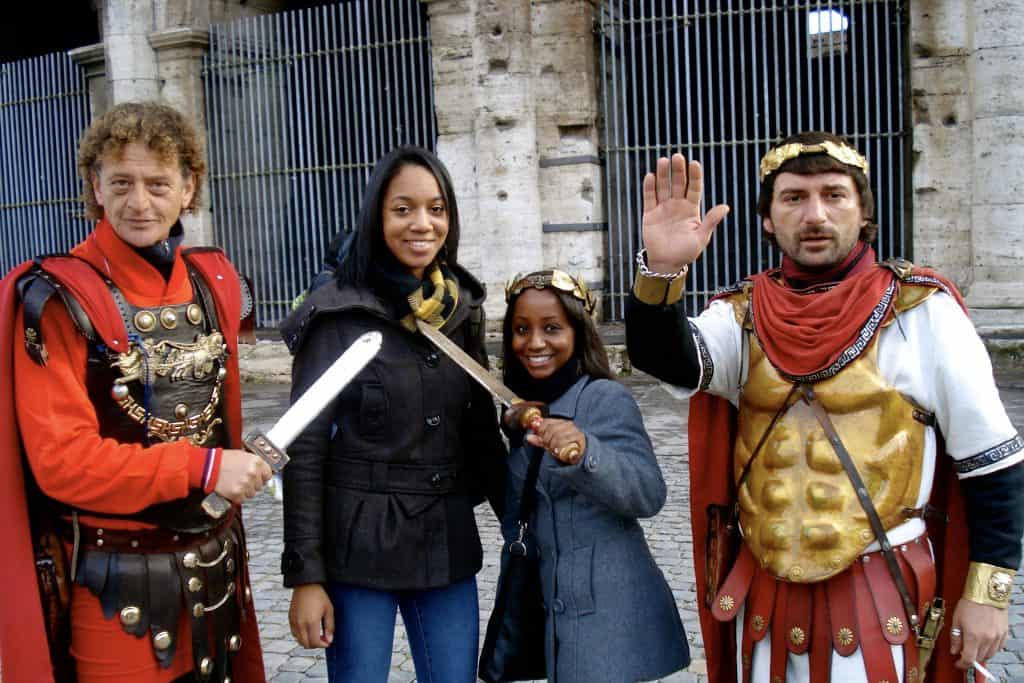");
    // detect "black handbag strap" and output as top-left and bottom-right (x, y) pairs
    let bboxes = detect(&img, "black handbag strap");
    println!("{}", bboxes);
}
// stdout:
(517, 448), (545, 525)
(798, 383), (921, 636)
